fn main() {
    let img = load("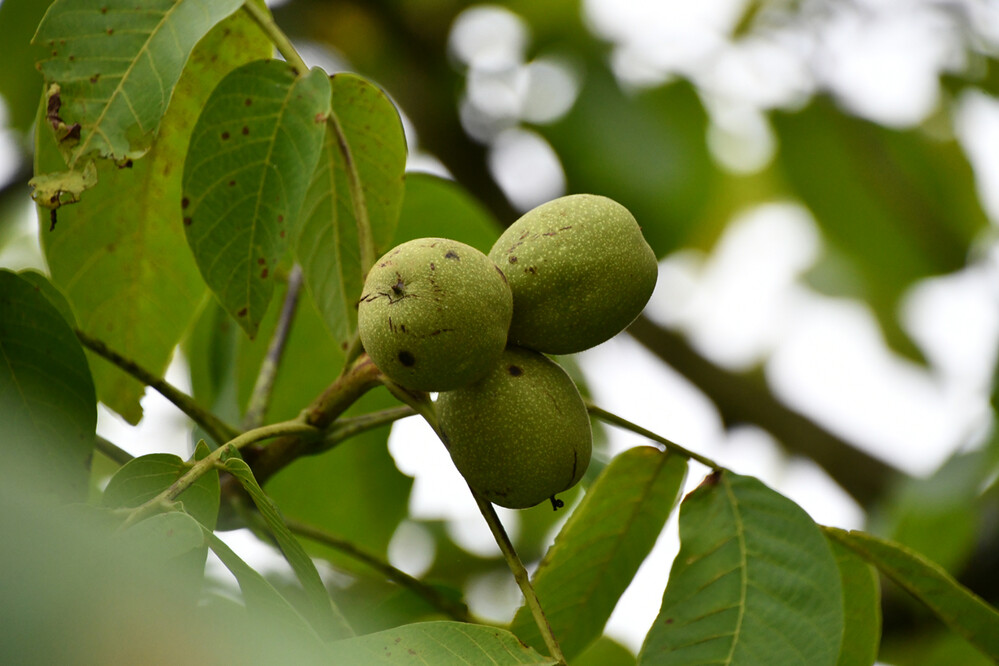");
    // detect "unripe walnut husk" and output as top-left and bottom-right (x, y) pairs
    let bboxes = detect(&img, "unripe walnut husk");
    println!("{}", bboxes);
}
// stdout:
(358, 238), (512, 391)
(437, 346), (592, 509)
(489, 194), (658, 355)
